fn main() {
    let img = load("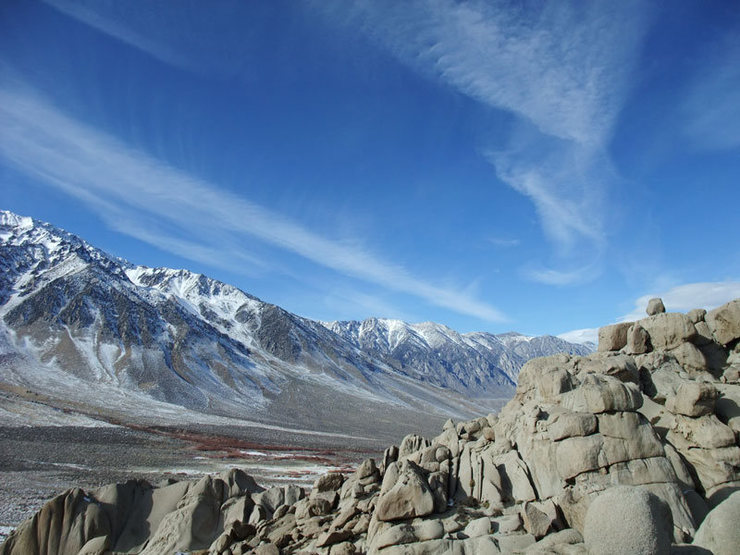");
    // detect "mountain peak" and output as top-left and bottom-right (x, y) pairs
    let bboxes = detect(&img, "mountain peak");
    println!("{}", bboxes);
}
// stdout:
(0, 210), (34, 230)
